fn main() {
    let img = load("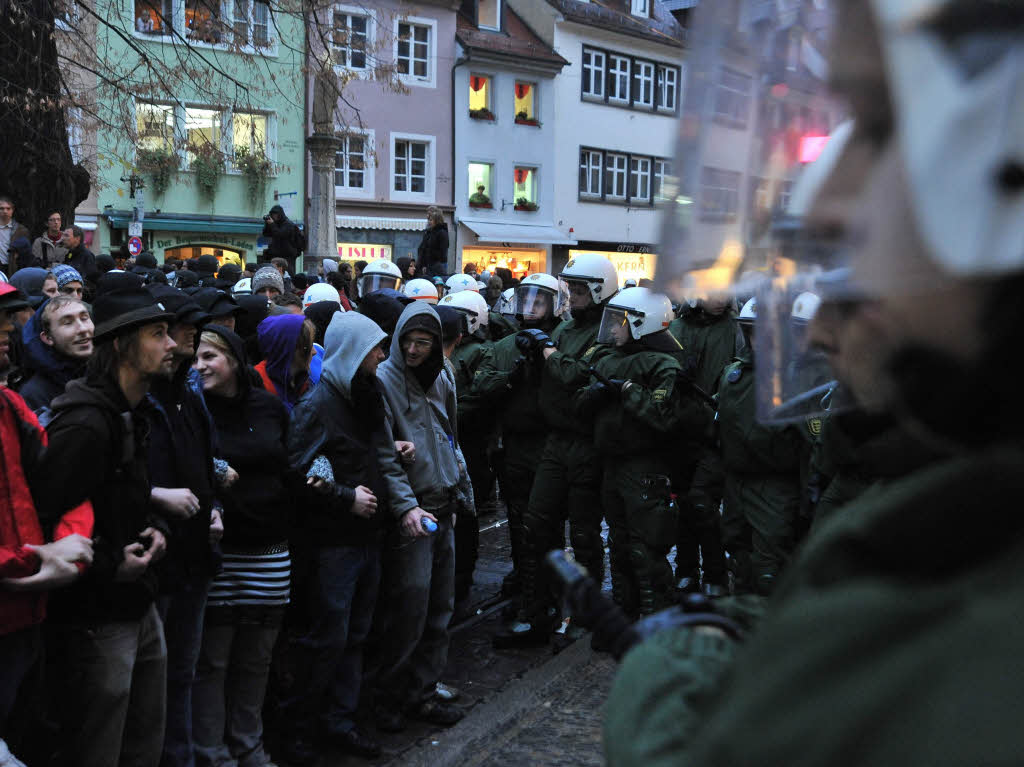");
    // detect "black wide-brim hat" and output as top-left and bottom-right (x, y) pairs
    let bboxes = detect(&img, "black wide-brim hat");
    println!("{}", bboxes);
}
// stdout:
(92, 286), (175, 342)
(147, 284), (212, 328)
